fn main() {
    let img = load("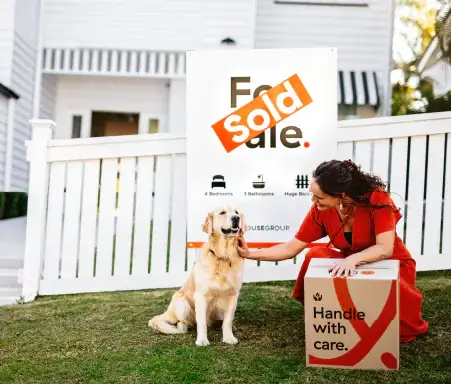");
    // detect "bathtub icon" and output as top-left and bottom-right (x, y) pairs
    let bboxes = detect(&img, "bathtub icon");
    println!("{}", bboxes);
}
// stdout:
(252, 174), (265, 189)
